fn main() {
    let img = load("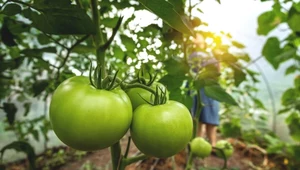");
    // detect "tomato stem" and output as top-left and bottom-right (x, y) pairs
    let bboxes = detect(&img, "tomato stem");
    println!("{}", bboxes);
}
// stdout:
(212, 146), (228, 169)
(110, 142), (122, 170)
(185, 151), (194, 170)
(124, 136), (131, 158)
